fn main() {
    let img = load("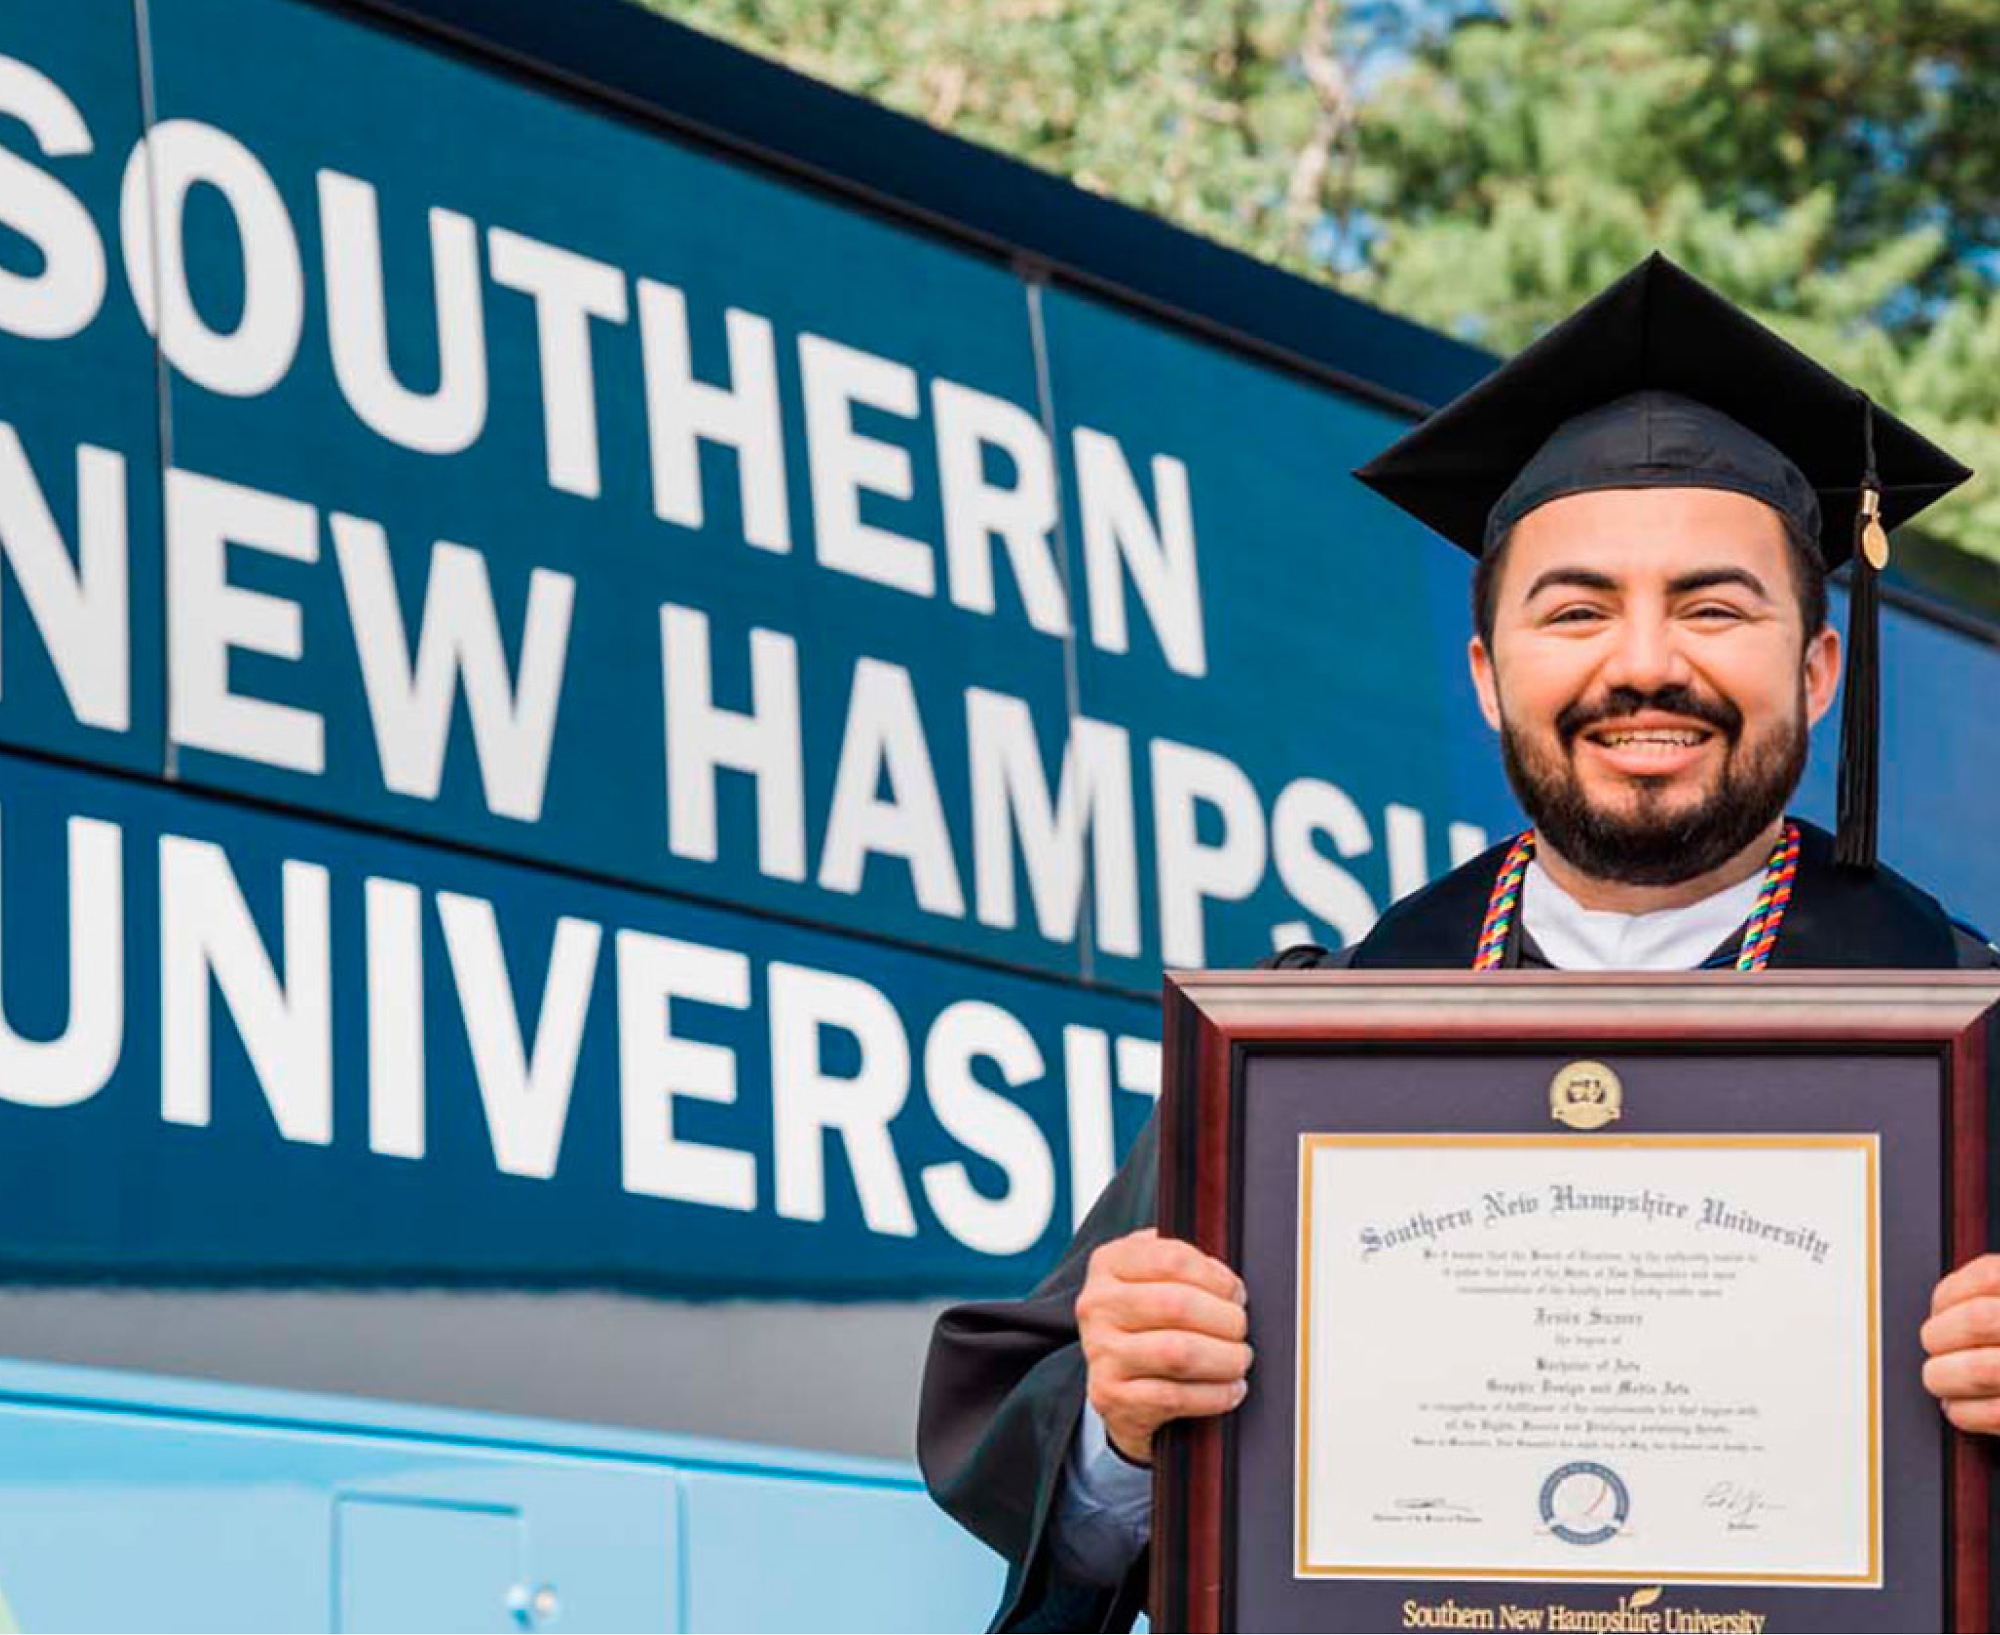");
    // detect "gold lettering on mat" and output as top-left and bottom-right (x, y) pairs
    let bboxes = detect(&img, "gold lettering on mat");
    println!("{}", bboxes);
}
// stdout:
(1400, 1588), (1772, 1633)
